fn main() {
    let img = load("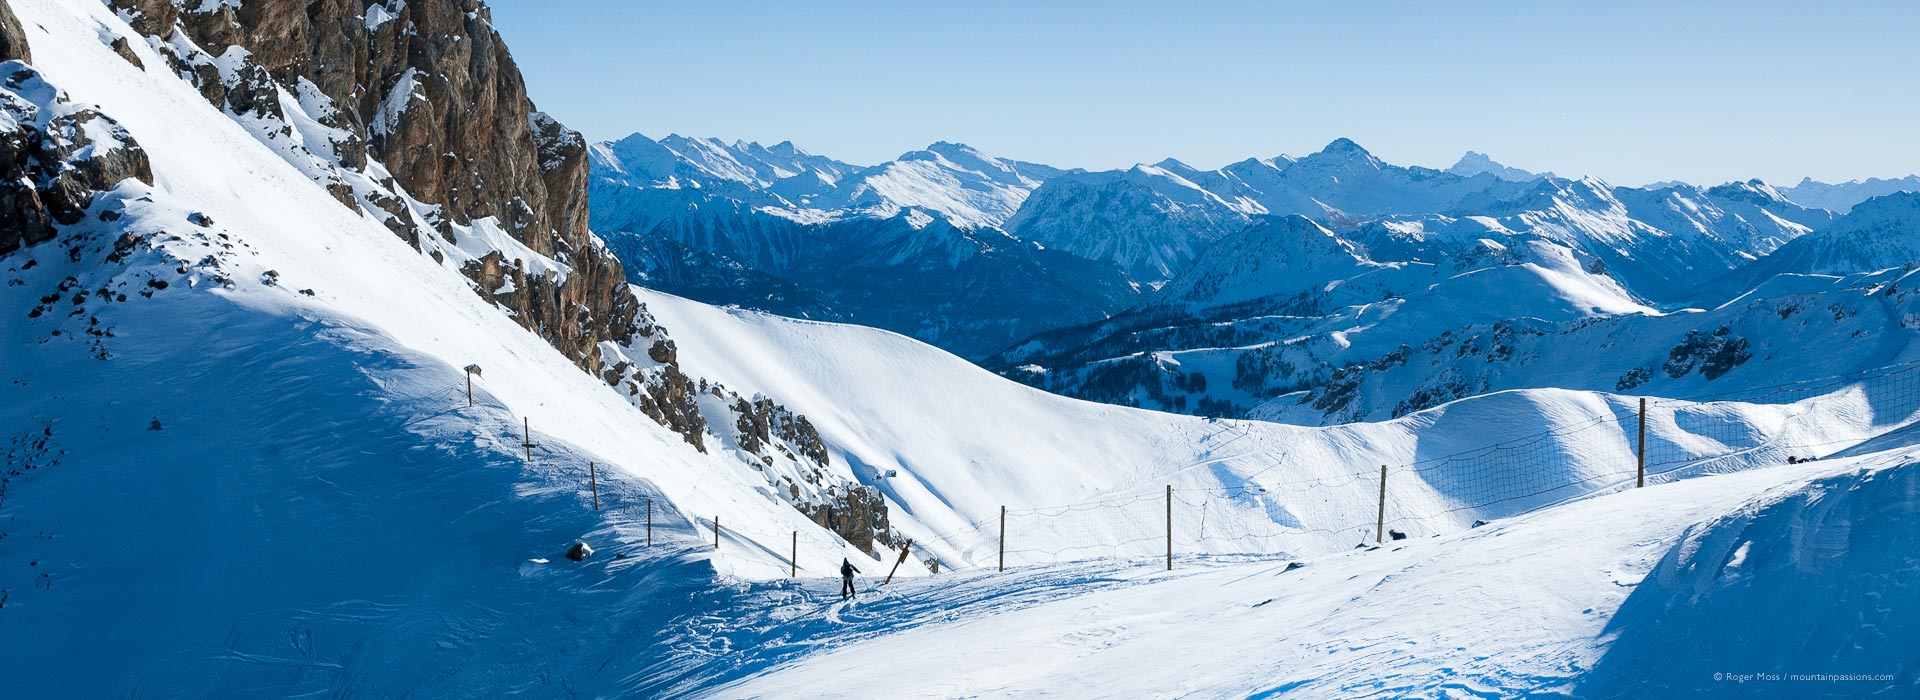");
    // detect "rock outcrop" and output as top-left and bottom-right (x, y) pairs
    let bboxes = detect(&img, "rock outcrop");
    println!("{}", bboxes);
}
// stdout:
(109, 0), (635, 372)
(0, 0), (29, 63)
(0, 63), (154, 255)
(799, 485), (898, 556)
